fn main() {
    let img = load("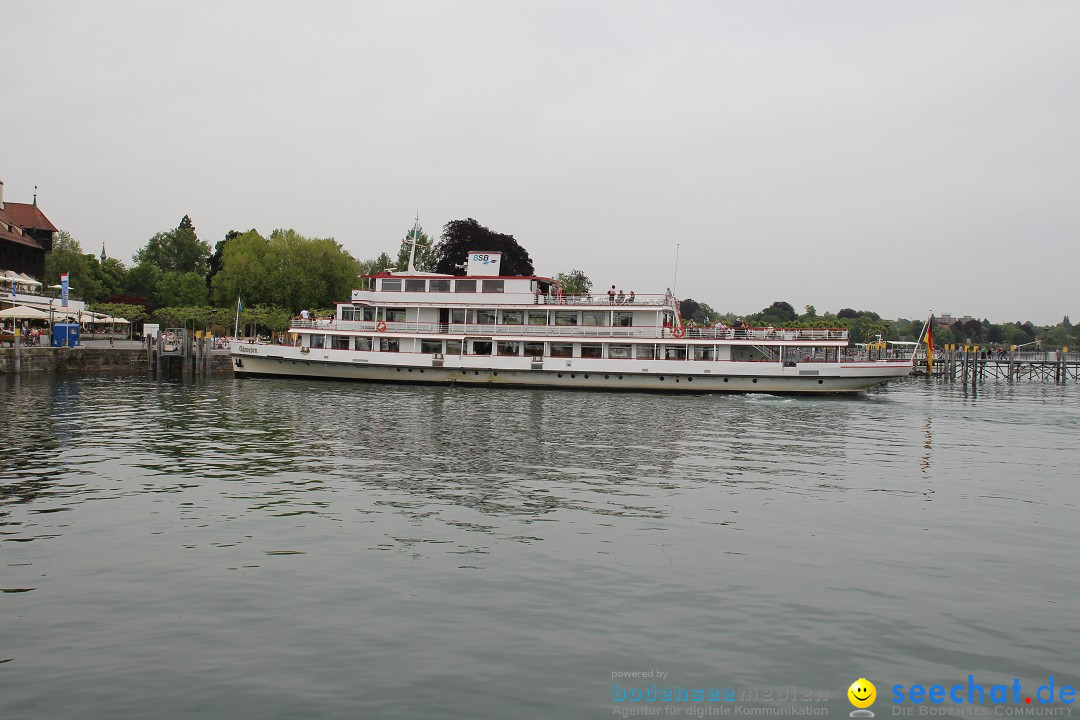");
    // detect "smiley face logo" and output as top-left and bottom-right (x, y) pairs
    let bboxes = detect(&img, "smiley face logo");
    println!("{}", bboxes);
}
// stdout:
(848, 678), (877, 709)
